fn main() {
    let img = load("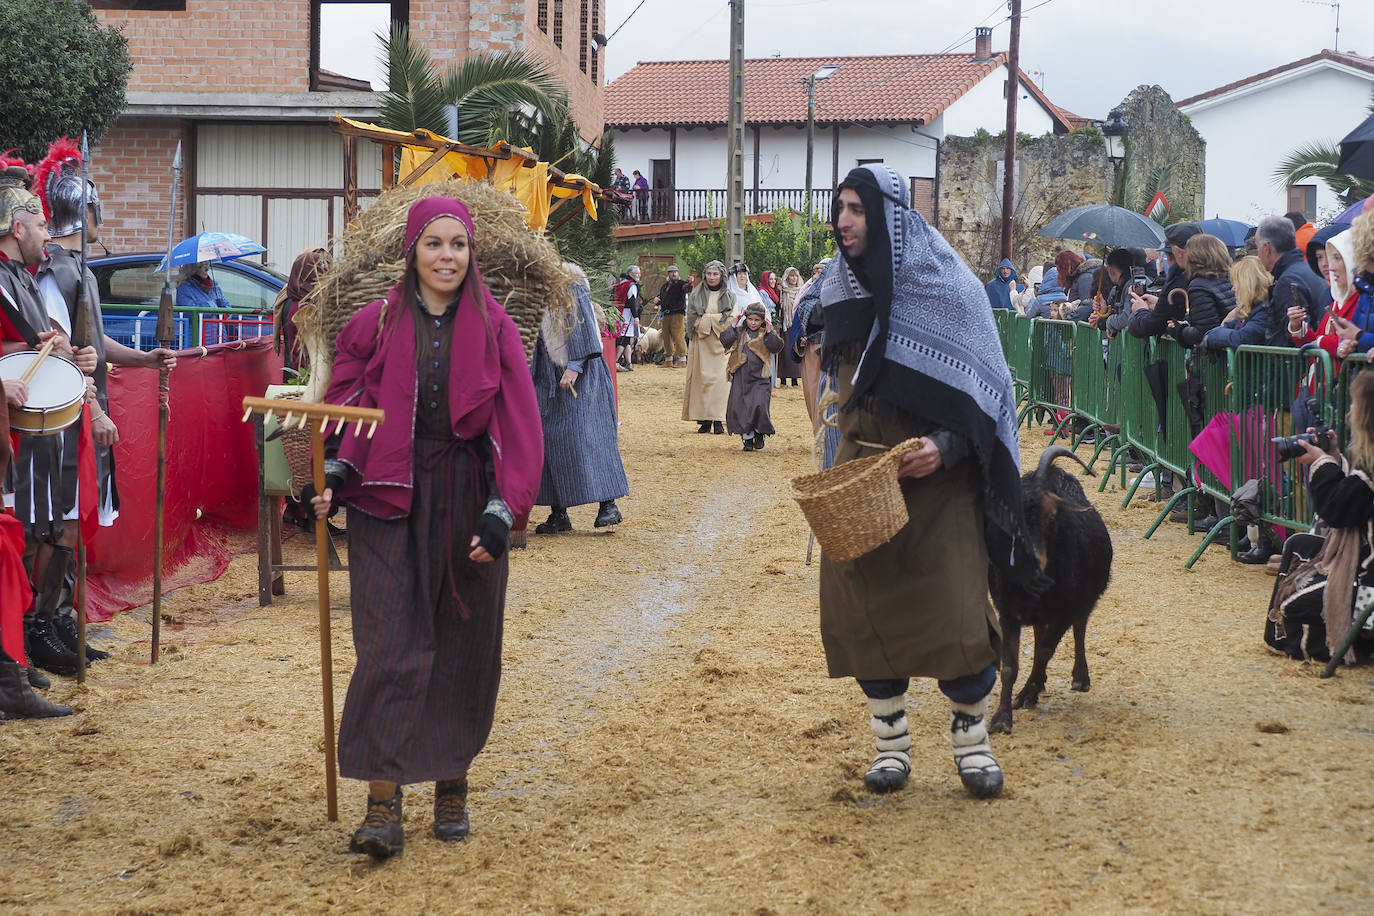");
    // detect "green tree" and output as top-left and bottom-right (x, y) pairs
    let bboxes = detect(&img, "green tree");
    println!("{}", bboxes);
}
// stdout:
(675, 207), (831, 278)
(378, 25), (568, 148)
(0, 0), (130, 161)
(1272, 87), (1374, 208)
(1271, 140), (1374, 209)
(377, 25), (619, 291)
